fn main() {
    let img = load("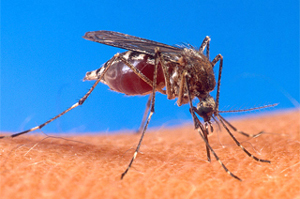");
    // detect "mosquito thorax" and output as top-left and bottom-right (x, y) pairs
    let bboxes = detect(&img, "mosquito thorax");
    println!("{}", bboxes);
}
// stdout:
(180, 48), (216, 99)
(195, 95), (216, 122)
